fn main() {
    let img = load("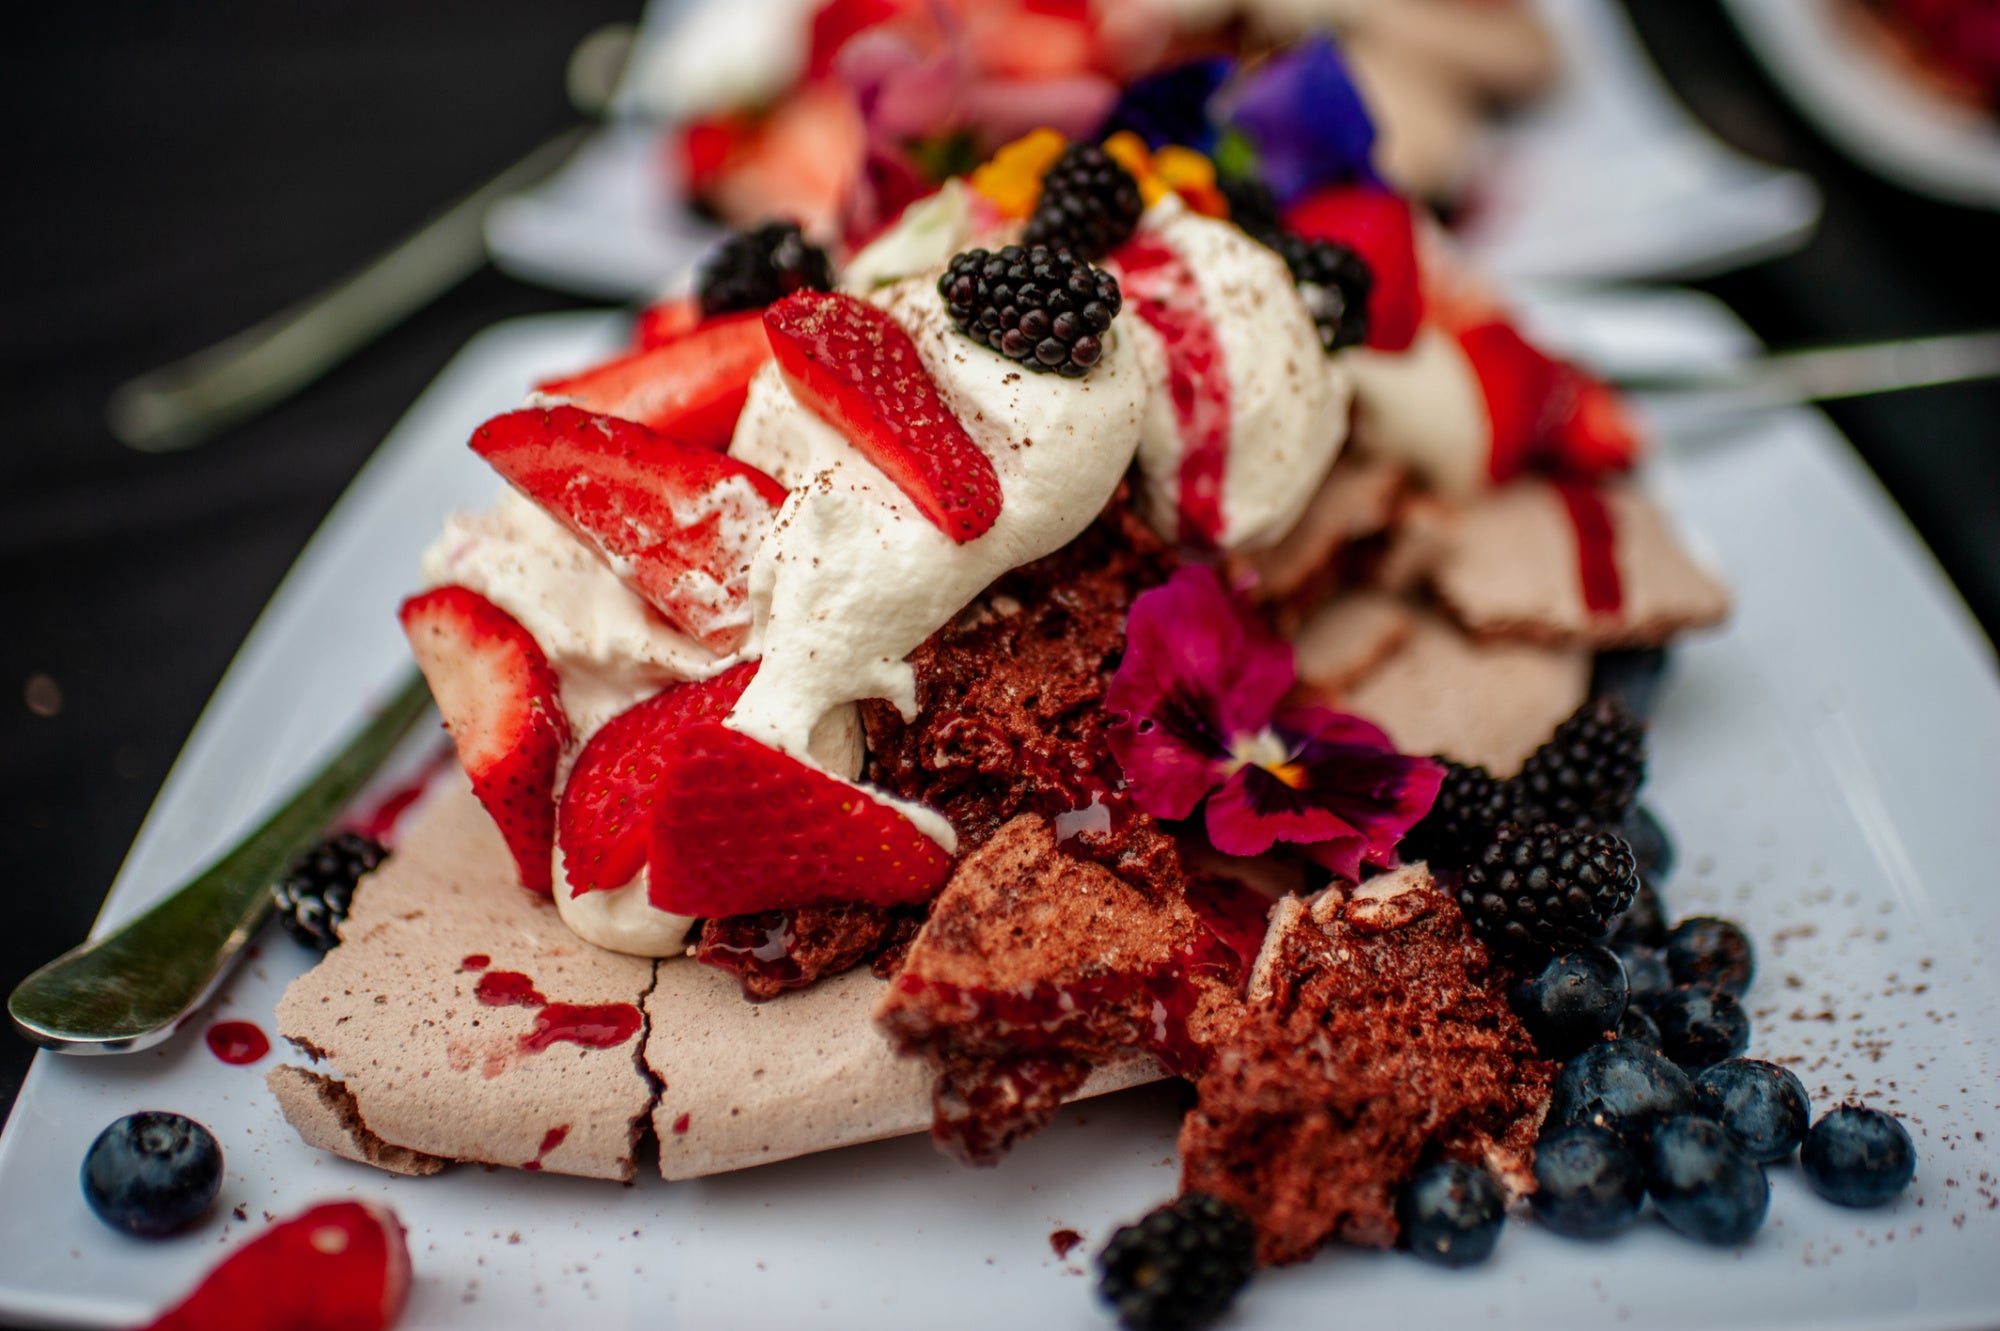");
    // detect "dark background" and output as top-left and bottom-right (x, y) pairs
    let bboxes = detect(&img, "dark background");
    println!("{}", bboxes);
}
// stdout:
(1, 0), (1995, 1319)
